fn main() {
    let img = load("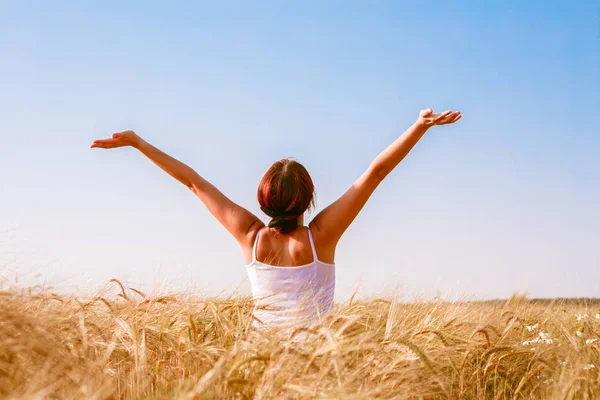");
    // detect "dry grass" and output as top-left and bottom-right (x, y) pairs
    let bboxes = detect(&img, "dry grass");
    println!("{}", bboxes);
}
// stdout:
(1, 280), (599, 399)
